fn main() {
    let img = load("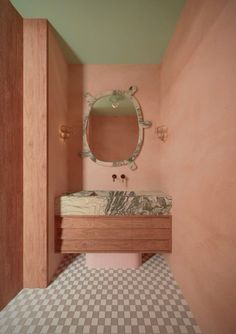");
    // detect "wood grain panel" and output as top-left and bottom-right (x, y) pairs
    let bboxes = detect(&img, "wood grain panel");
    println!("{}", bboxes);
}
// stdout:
(24, 22), (70, 287)
(68, 65), (83, 192)
(55, 215), (172, 253)
(57, 239), (170, 253)
(58, 228), (171, 240)
(47, 25), (68, 283)
(0, 0), (23, 310)
(23, 19), (48, 288)
(56, 215), (172, 229)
